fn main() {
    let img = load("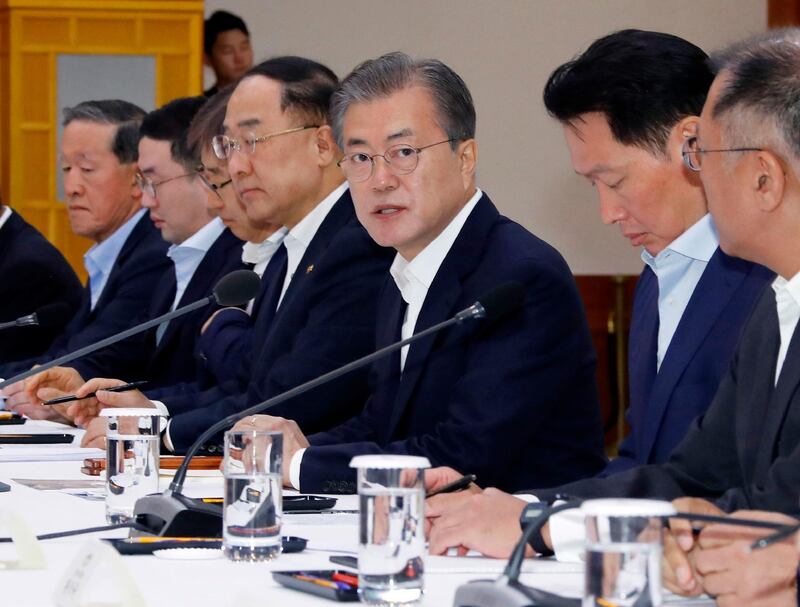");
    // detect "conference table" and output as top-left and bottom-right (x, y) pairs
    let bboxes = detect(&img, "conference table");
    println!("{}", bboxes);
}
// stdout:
(0, 421), (714, 606)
